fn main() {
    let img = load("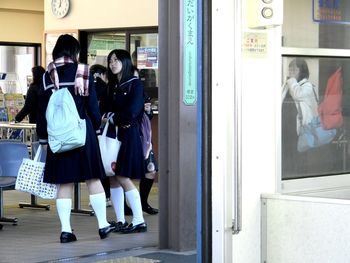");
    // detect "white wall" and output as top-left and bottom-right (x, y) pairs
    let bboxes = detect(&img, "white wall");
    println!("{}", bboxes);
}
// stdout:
(0, 0), (44, 44)
(211, 0), (282, 262)
(232, 28), (281, 263)
(44, 0), (158, 31)
(262, 194), (350, 263)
